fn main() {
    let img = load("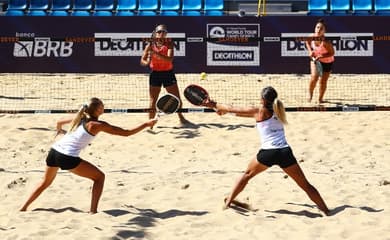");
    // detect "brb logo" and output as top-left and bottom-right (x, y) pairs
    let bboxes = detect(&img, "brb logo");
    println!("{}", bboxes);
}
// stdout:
(13, 37), (73, 58)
